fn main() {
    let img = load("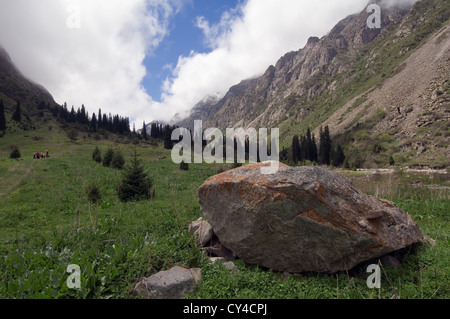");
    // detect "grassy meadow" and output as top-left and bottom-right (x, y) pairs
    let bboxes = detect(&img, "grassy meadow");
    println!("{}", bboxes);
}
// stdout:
(0, 122), (448, 299)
